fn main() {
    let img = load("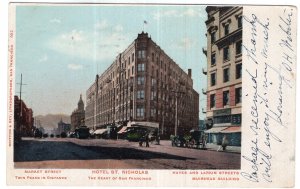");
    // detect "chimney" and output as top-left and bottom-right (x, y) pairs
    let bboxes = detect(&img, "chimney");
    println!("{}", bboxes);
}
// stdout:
(188, 69), (192, 78)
